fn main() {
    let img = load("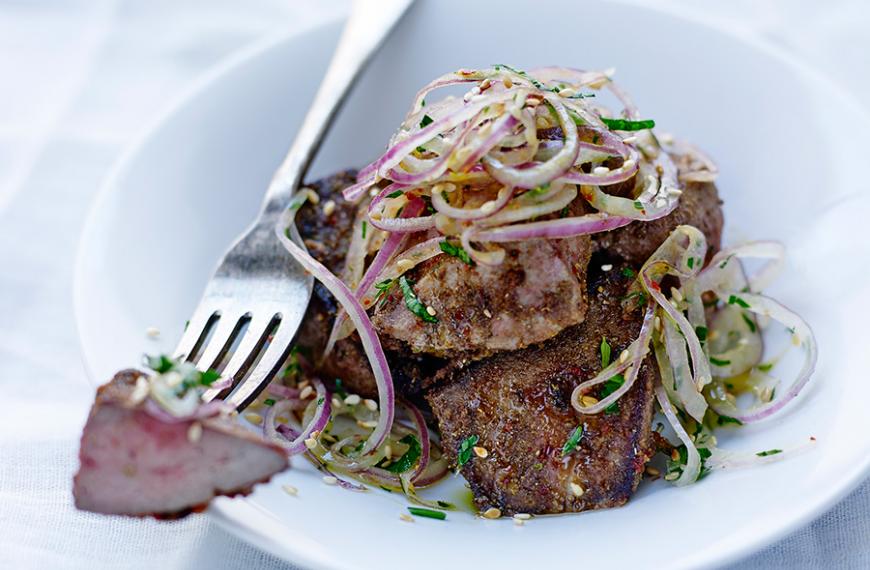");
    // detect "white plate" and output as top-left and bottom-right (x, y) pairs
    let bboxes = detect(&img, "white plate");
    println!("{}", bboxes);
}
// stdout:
(74, 1), (870, 568)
